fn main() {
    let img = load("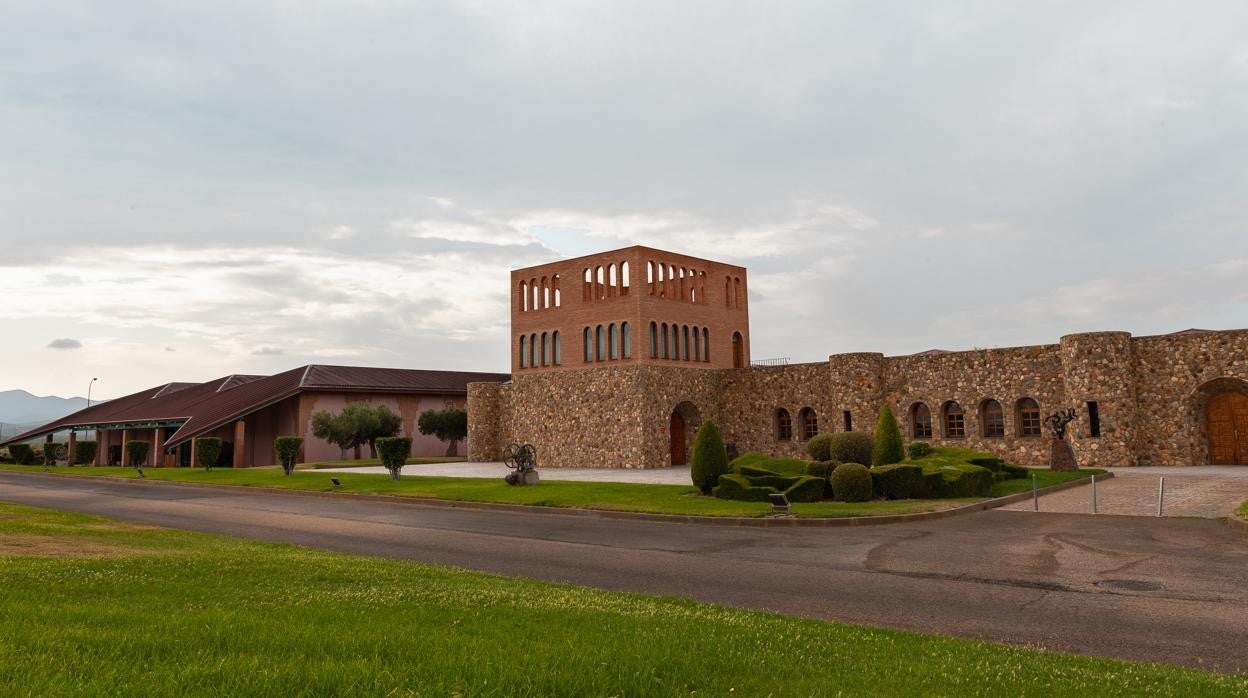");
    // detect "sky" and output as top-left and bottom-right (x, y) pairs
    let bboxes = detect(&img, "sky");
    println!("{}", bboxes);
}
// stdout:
(1, 1), (1246, 400)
